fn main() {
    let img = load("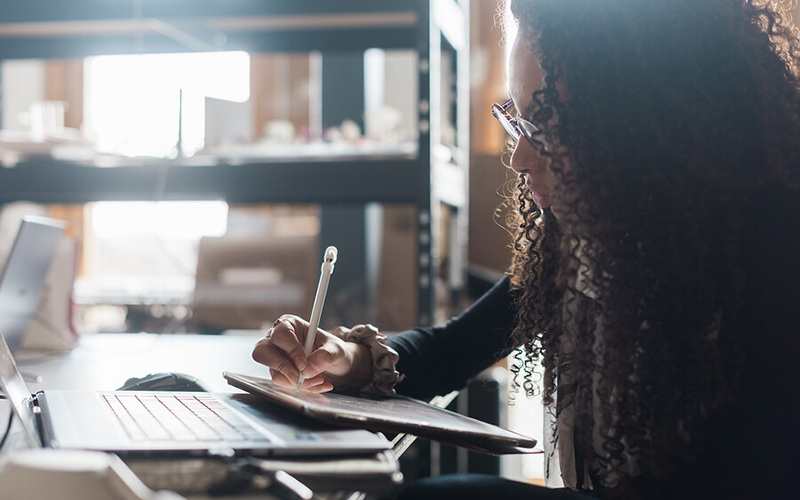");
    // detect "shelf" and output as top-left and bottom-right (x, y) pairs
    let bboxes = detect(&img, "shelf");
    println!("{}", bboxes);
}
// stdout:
(0, 155), (434, 205)
(0, 1), (423, 59)
(0, 0), (471, 328)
